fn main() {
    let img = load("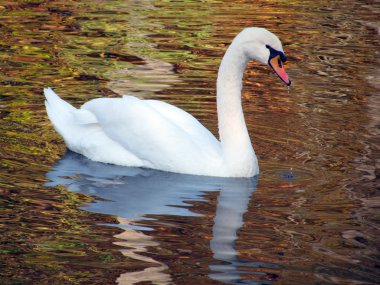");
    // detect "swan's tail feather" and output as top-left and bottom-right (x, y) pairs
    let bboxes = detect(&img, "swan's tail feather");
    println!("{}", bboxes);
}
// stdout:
(44, 87), (78, 143)
(44, 87), (144, 167)
(44, 87), (75, 112)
